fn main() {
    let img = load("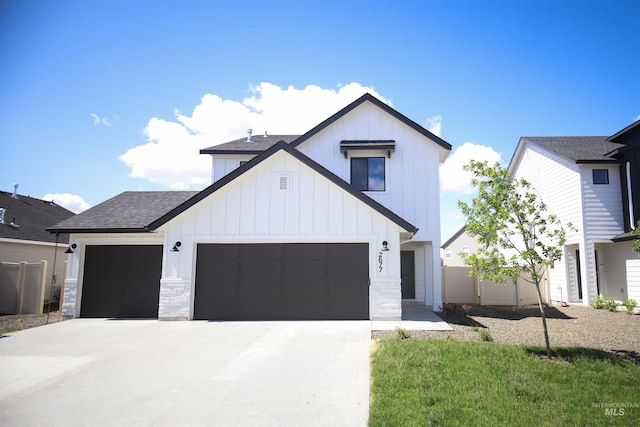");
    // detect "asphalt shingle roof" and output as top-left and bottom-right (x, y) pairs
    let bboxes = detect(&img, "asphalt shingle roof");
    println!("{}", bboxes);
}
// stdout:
(521, 136), (625, 163)
(0, 191), (75, 243)
(48, 191), (198, 233)
(200, 135), (300, 154)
